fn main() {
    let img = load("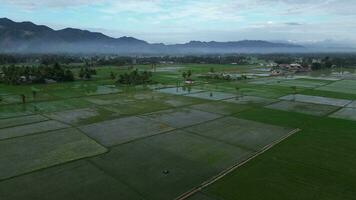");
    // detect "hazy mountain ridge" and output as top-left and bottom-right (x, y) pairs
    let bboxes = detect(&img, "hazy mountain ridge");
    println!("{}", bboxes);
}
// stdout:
(0, 18), (325, 54)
